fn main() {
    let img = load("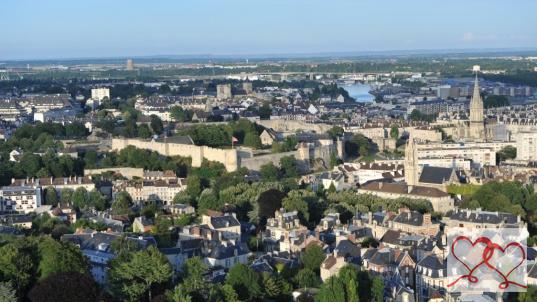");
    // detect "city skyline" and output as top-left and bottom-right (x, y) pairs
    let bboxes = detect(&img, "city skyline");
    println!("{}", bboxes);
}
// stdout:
(1, 0), (536, 60)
